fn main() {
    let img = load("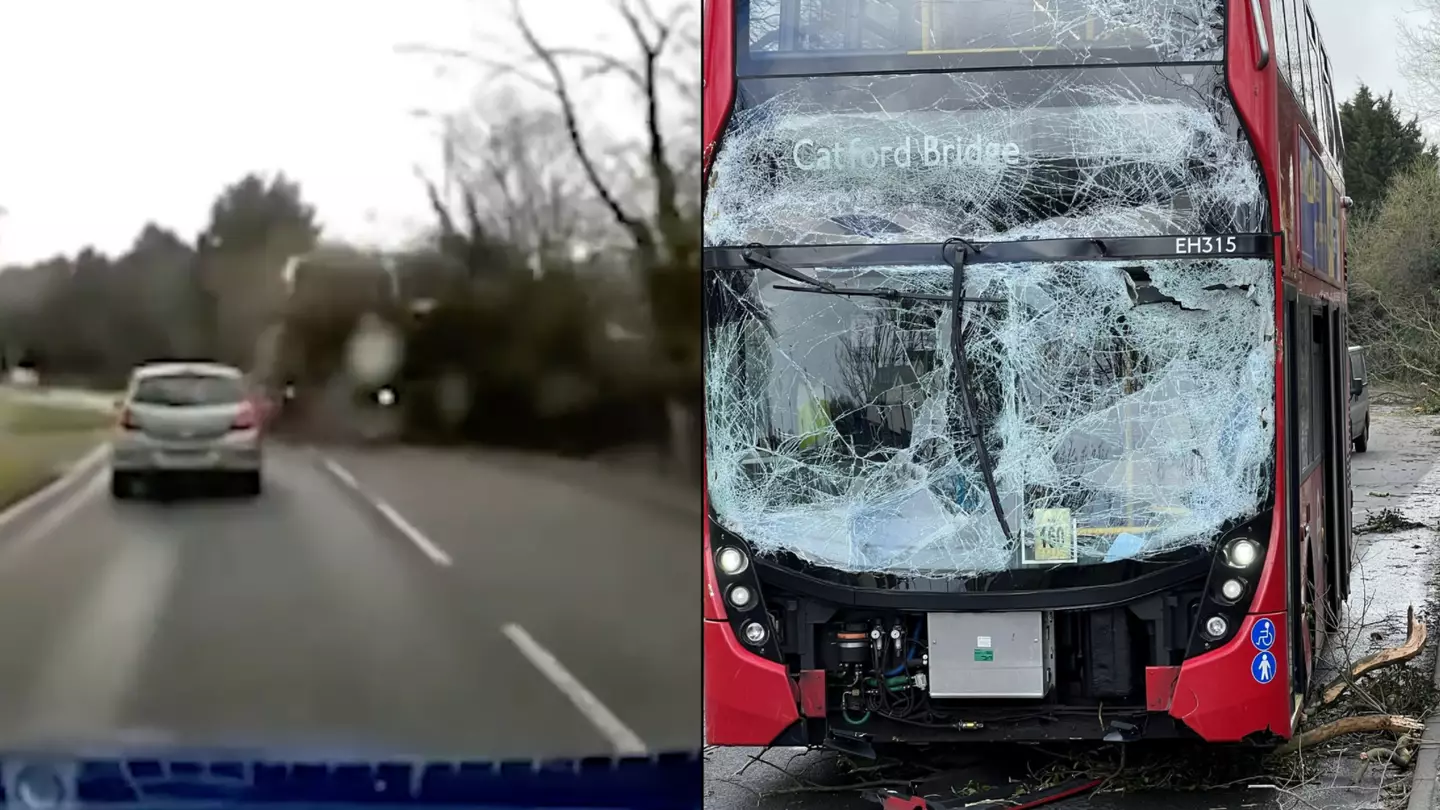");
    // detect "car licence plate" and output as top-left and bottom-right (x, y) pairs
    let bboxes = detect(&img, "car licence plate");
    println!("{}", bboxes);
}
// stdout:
(157, 450), (216, 467)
